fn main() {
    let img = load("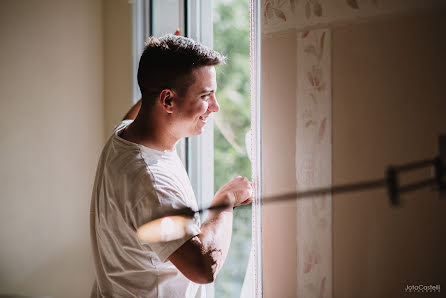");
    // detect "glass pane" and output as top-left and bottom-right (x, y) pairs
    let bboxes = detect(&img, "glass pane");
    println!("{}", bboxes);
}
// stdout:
(152, 0), (183, 37)
(213, 0), (252, 297)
